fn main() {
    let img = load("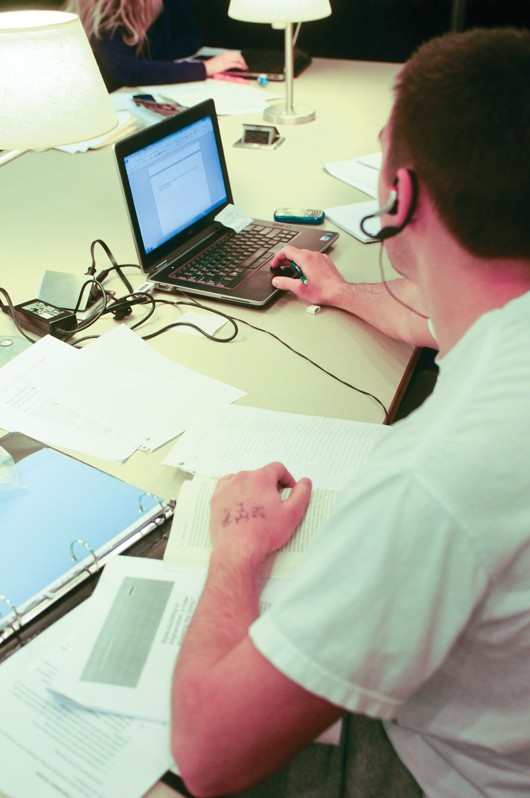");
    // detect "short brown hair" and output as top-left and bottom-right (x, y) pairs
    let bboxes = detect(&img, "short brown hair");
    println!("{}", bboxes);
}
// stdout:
(388, 28), (530, 259)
